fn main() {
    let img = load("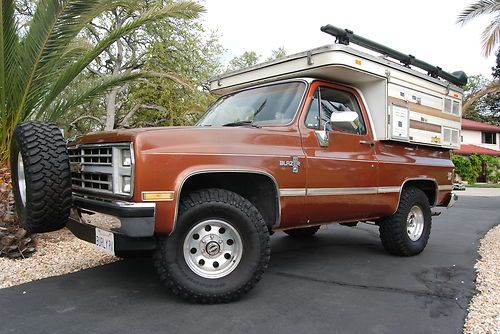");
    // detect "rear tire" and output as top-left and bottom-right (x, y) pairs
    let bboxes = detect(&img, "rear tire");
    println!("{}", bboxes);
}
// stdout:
(10, 122), (72, 233)
(377, 187), (432, 256)
(284, 225), (320, 237)
(153, 188), (270, 304)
